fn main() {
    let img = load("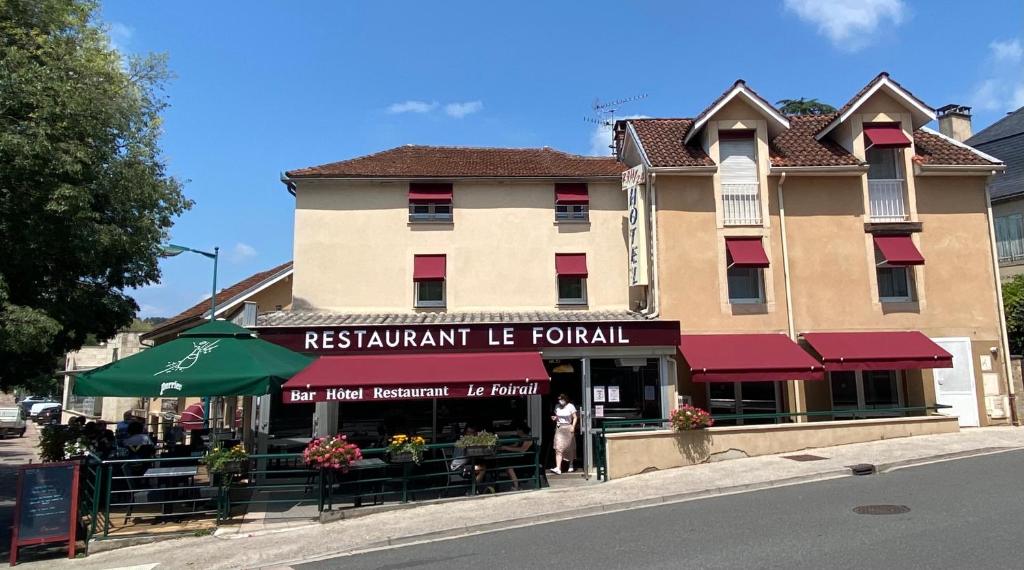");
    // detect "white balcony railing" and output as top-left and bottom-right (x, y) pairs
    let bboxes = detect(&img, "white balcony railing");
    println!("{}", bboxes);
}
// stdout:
(868, 179), (908, 222)
(722, 183), (762, 225)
